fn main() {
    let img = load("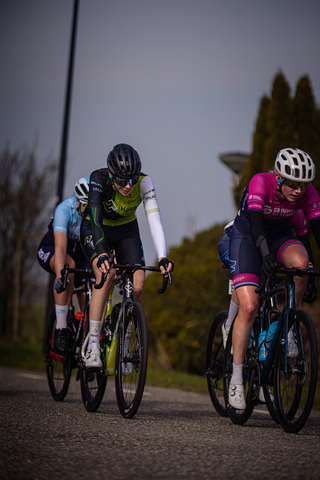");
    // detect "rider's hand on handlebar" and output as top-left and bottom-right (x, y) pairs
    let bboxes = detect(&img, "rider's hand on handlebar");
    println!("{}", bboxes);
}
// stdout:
(54, 277), (68, 293)
(96, 253), (114, 273)
(260, 254), (281, 279)
(158, 257), (174, 277)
